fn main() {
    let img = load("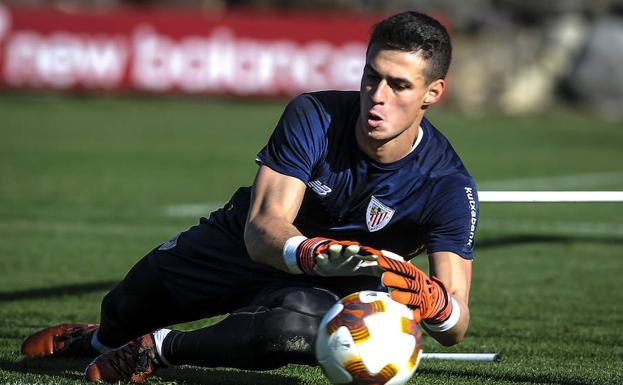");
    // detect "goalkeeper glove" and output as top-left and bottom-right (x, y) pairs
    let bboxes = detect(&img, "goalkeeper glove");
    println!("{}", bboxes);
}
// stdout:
(370, 250), (454, 325)
(289, 237), (382, 276)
